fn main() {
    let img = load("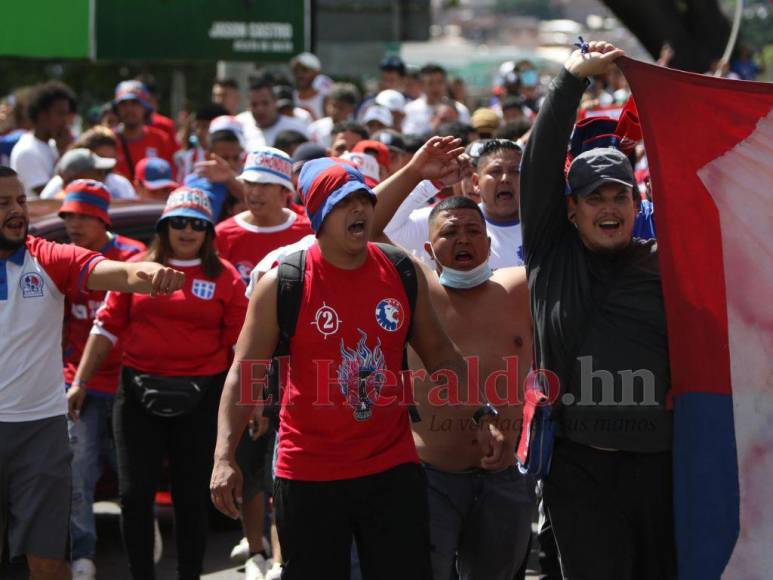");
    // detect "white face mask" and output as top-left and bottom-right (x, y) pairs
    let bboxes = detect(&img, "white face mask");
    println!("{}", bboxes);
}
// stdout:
(429, 245), (493, 289)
